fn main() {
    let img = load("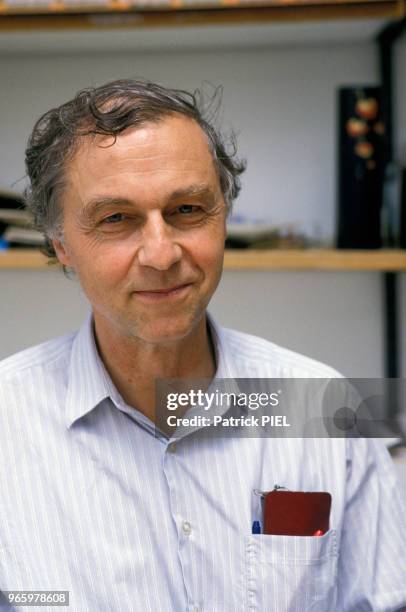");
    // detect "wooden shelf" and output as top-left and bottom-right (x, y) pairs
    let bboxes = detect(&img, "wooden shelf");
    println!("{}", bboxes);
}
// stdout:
(1, 248), (406, 270)
(0, 249), (51, 269)
(0, 0), (402, 31)
(224, 249), (406, 270)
